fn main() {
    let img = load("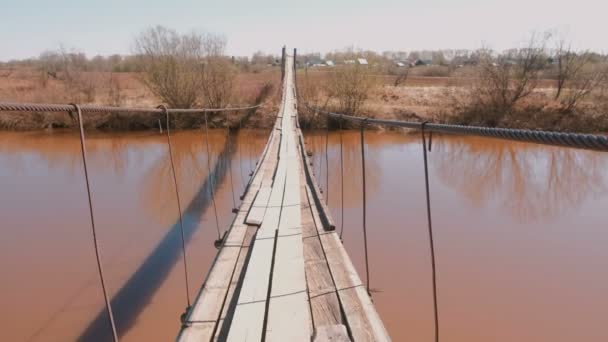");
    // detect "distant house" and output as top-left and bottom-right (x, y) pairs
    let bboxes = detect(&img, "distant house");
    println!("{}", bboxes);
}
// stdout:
(395, 62), (406, 67)
(414, 59), (428, 66)
(325, 60), (335, 67)
(357, 58), (369, 65)
(344, 59), (356, 65)
(306, 57), (324, 67)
